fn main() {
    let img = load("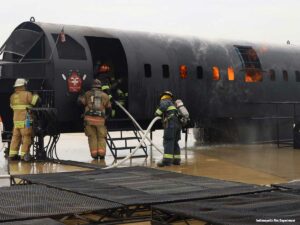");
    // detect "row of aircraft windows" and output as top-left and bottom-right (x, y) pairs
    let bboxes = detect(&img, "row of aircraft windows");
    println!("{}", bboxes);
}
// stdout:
(144, 64), (300, 82)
